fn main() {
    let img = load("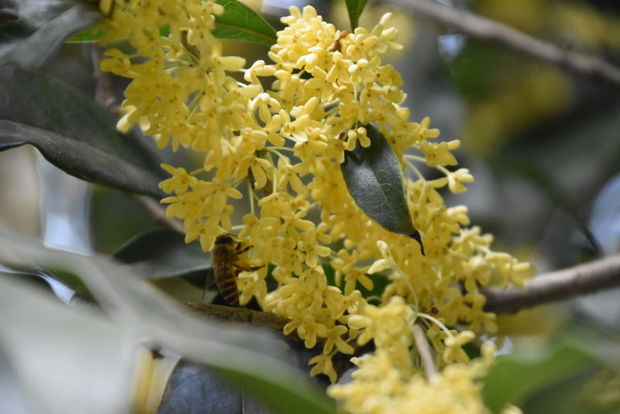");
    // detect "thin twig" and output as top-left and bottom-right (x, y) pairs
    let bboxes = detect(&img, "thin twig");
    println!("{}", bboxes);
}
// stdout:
(131, 194), (185, 234)
(484, 254), (620, 313)
(387, 0), (620, 87)
(413, 323), (438, 380)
